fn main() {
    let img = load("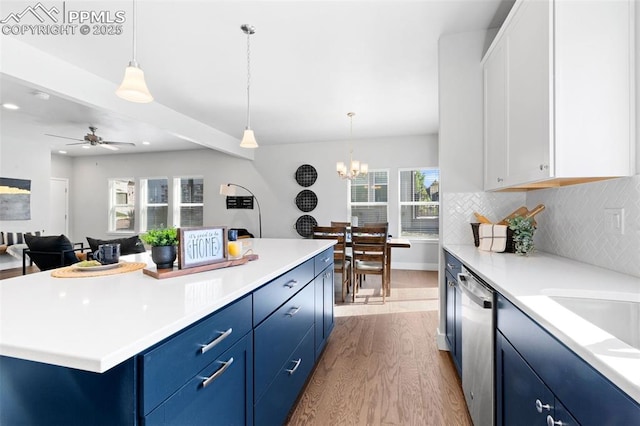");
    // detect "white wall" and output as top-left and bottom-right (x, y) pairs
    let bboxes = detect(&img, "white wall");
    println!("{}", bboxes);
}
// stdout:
(0, 133), (51, 234)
